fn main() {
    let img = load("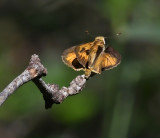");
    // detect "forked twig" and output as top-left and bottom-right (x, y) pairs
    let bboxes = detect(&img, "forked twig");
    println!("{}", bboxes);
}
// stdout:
(0, 54), (86, 109)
